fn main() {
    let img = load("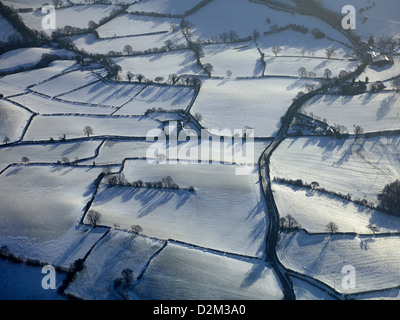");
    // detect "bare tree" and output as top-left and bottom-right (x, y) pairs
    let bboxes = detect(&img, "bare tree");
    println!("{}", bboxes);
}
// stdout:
(86, 210), (101, 226)
(324, 68), (332, 79)
(271, 46), (282, 57)
(84, 125), (94, 137)
(131, 225), (143, 234)
(366, 224), (379, 235)
(3, 136), (10, 144)
(168, 73), (180, 85)
(325, 48), (335, 59)
(136, 74), (145, 83)
(154, 76), (164, 84)
(338, 70), (348, 79)
(353, 125), (364, 141)
(126, 71), (134, 82)
(226, 70), (232, 78)
(123, 45), (133, 55)
(21, 156), (30, 164)
(298, 67), (307, 78)
(325, 221), (339, 234)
